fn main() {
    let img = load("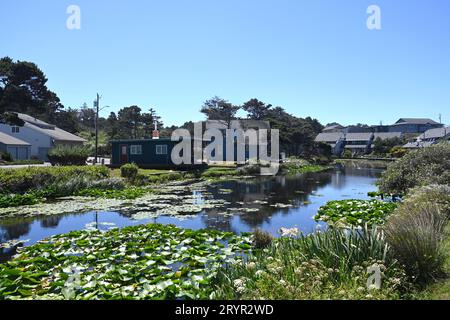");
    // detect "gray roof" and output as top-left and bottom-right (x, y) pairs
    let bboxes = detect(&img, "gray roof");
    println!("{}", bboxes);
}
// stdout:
(315, 132), (344, 142)
(345, 132), (373, 141)
(0, 132), (31, 146)
(15, 113), (86, 143)
(419, 127), (450, 140)
(403, 141), (435, 149)
(16, 113), (56, 129)
(395, 118), (440, 125)
(373, 132), (402, 140)
(323, 124), (344, 132)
